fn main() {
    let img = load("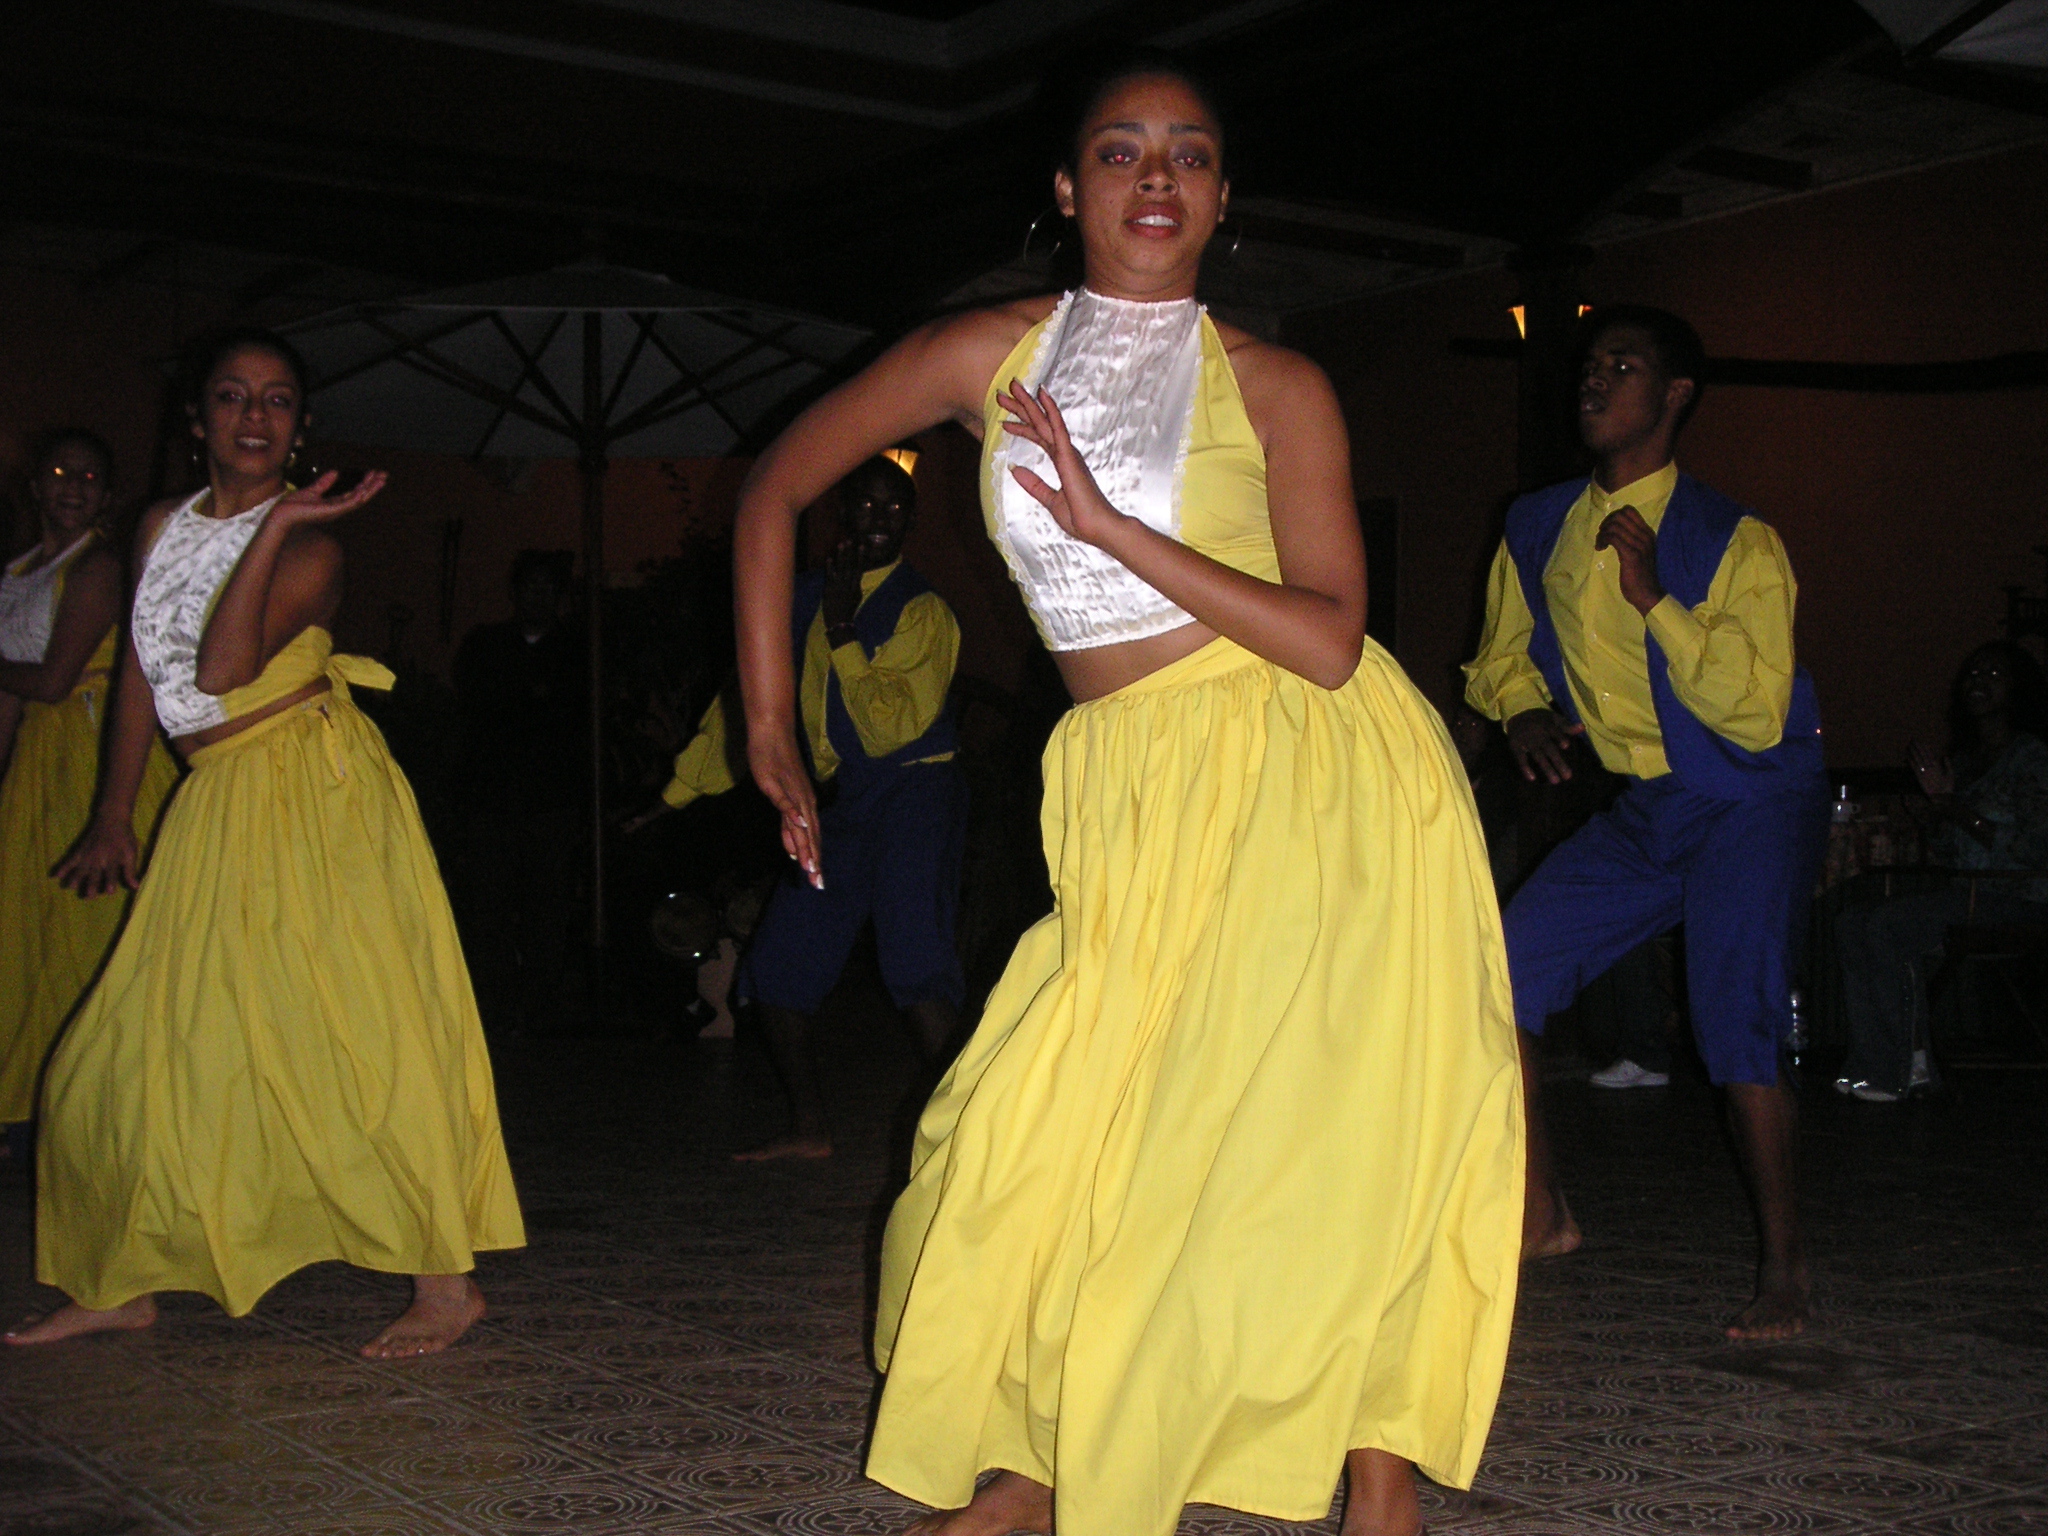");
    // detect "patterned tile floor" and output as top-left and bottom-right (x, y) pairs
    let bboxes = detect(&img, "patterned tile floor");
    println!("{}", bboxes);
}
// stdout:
(3, 976), (2045, 1535)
